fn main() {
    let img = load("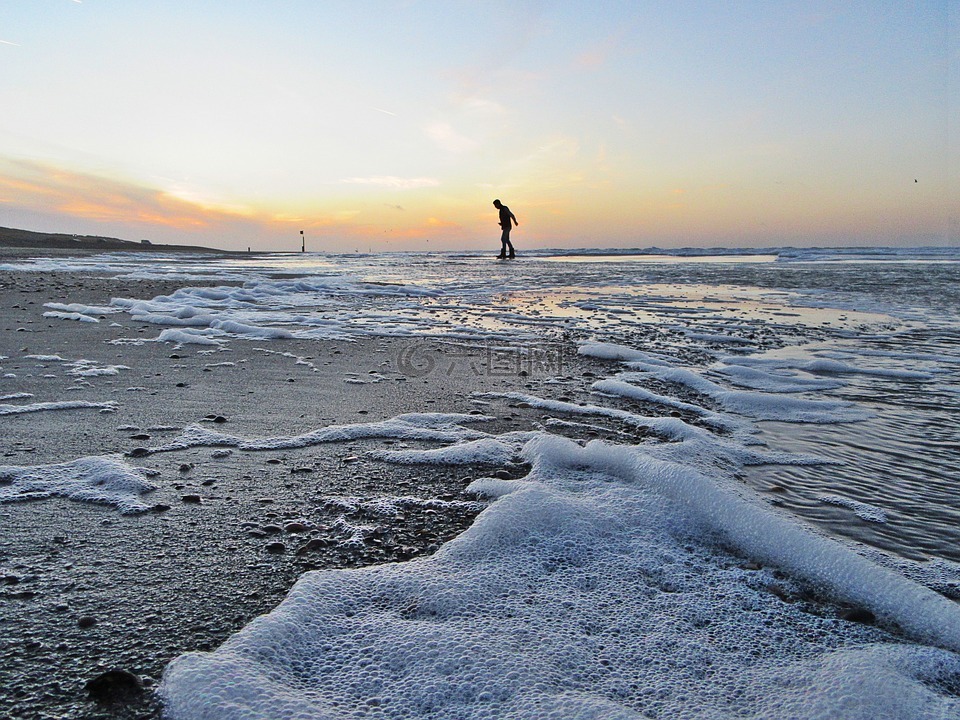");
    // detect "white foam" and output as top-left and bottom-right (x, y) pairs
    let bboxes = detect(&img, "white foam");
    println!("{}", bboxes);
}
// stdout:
(370, 435), (533, 465)
(43, 302), (119, 316)
(160, 431), (960, 719)
(0, 400), (117, 416)
(819, 494), (888, 523)
(726, 354), (936, 381)
(210, 319), (294, 340)
(66, 360), (129, 378)
(609, 364), (869, 424)
(155, 328), (226, 346)
(145, 413), (495, 455)
(713, 364), (844, 392)
(0, 455), (156, 513)
(0, 392), (33, 401)
(579, 341), (674, 365)
(43, 310), (99, 323)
